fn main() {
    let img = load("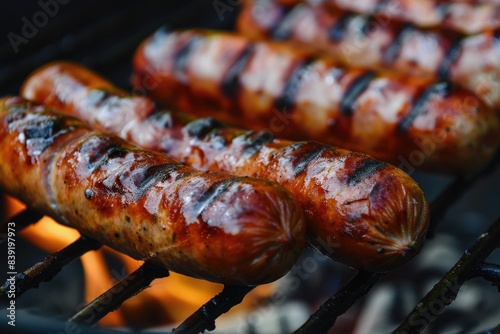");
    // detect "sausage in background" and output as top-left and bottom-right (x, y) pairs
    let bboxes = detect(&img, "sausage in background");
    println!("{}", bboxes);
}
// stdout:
(238, 0), (500, 110)
(266, 0), (500, 34)
(130, 29), (499, 175)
